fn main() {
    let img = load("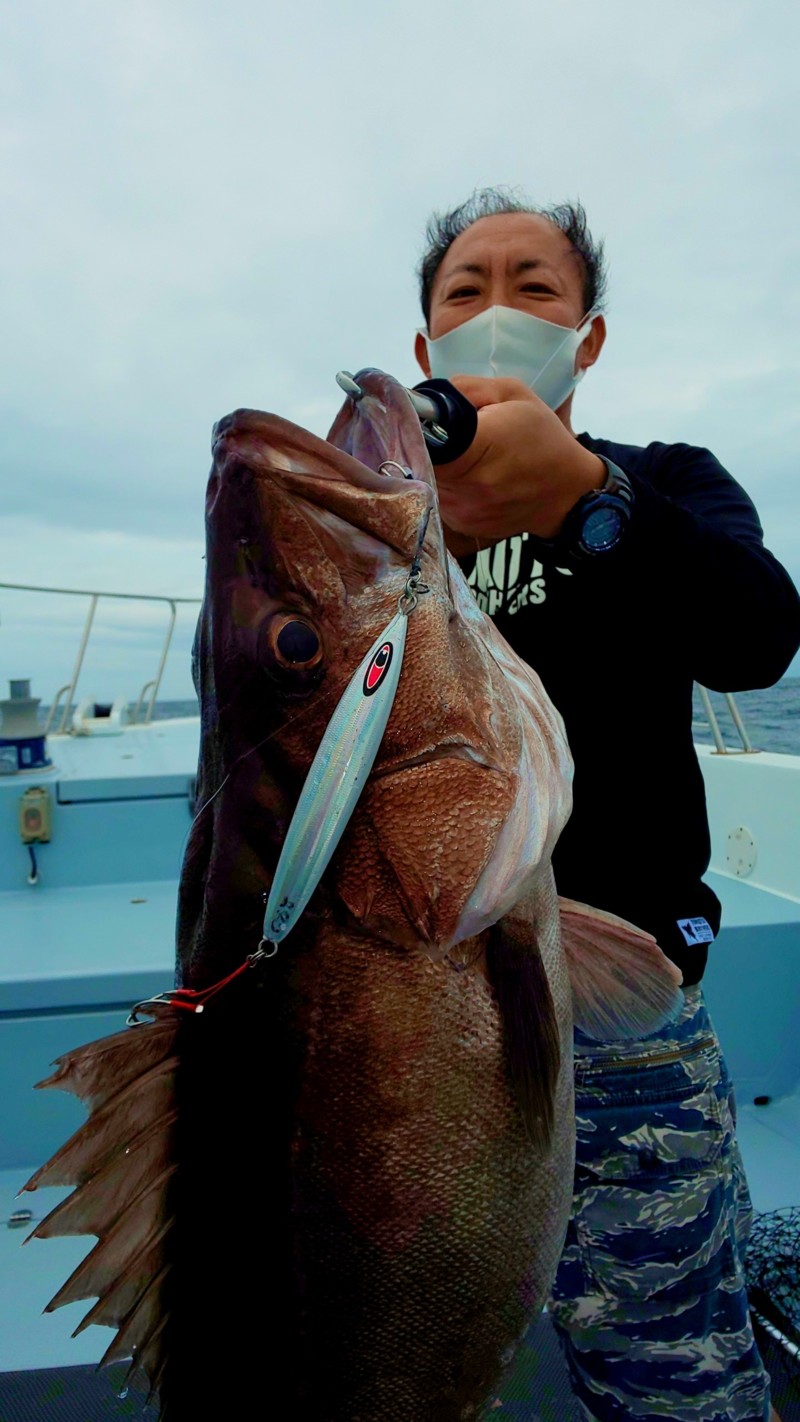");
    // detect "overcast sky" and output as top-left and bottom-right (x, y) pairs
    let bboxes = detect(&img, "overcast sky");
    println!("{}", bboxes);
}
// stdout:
(2, 0), (799, 702)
